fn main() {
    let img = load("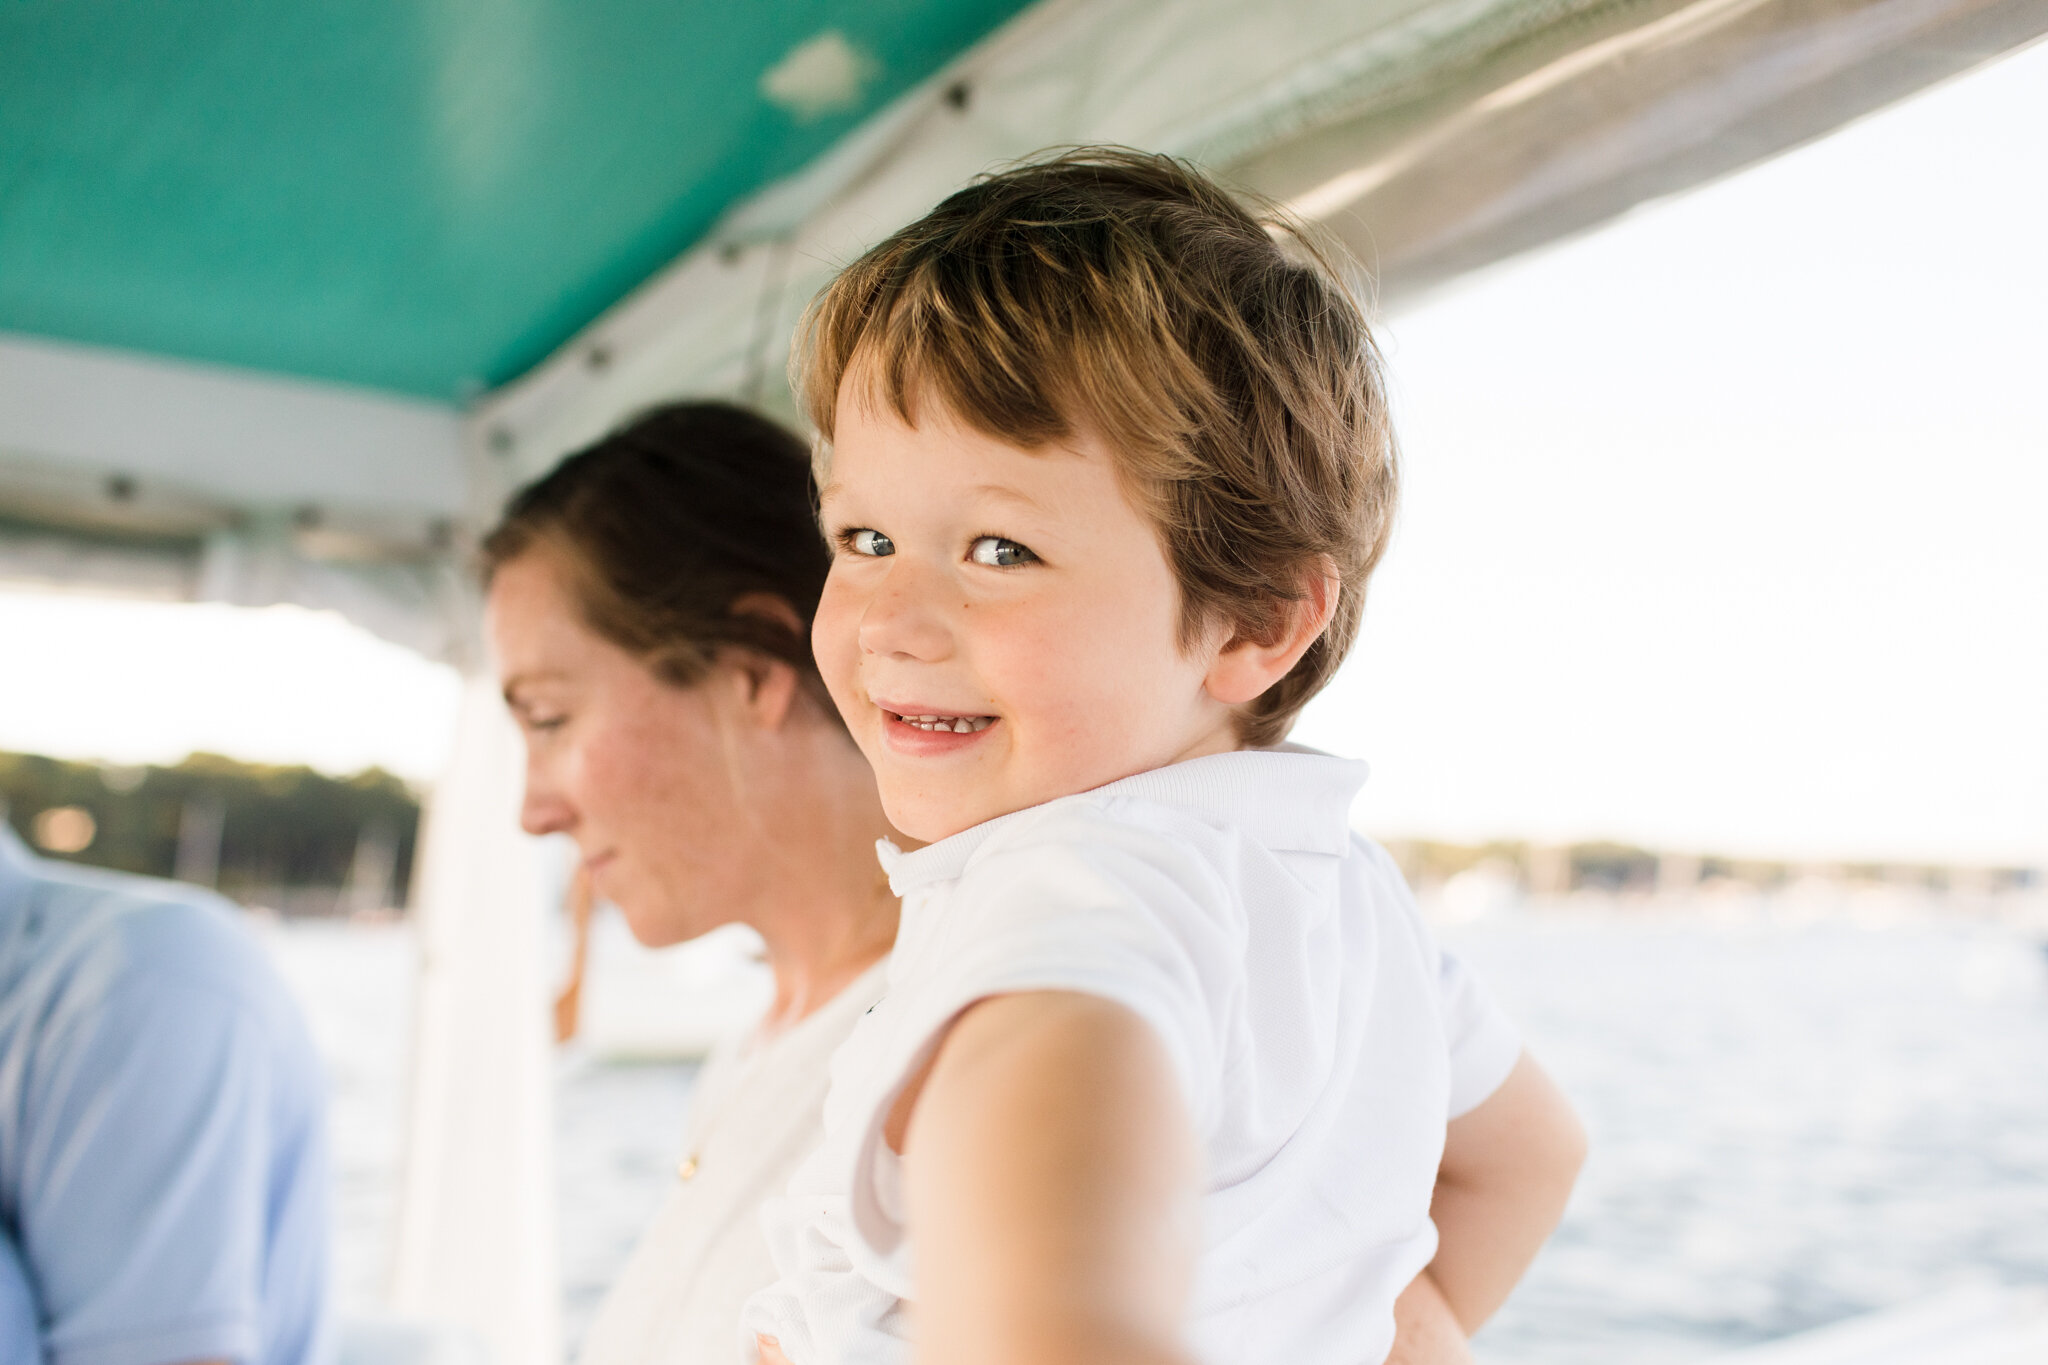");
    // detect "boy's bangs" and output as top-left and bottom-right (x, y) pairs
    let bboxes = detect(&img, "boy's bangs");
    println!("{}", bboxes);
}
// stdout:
(800, 224), (1210, 479)
(845, 283), (1073, 451)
